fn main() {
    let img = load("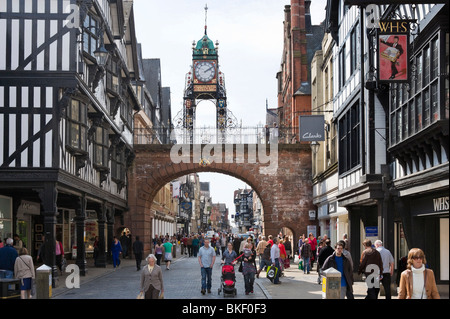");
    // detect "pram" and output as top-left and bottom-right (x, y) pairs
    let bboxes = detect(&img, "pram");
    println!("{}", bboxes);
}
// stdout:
(218, 264), (237, 297)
